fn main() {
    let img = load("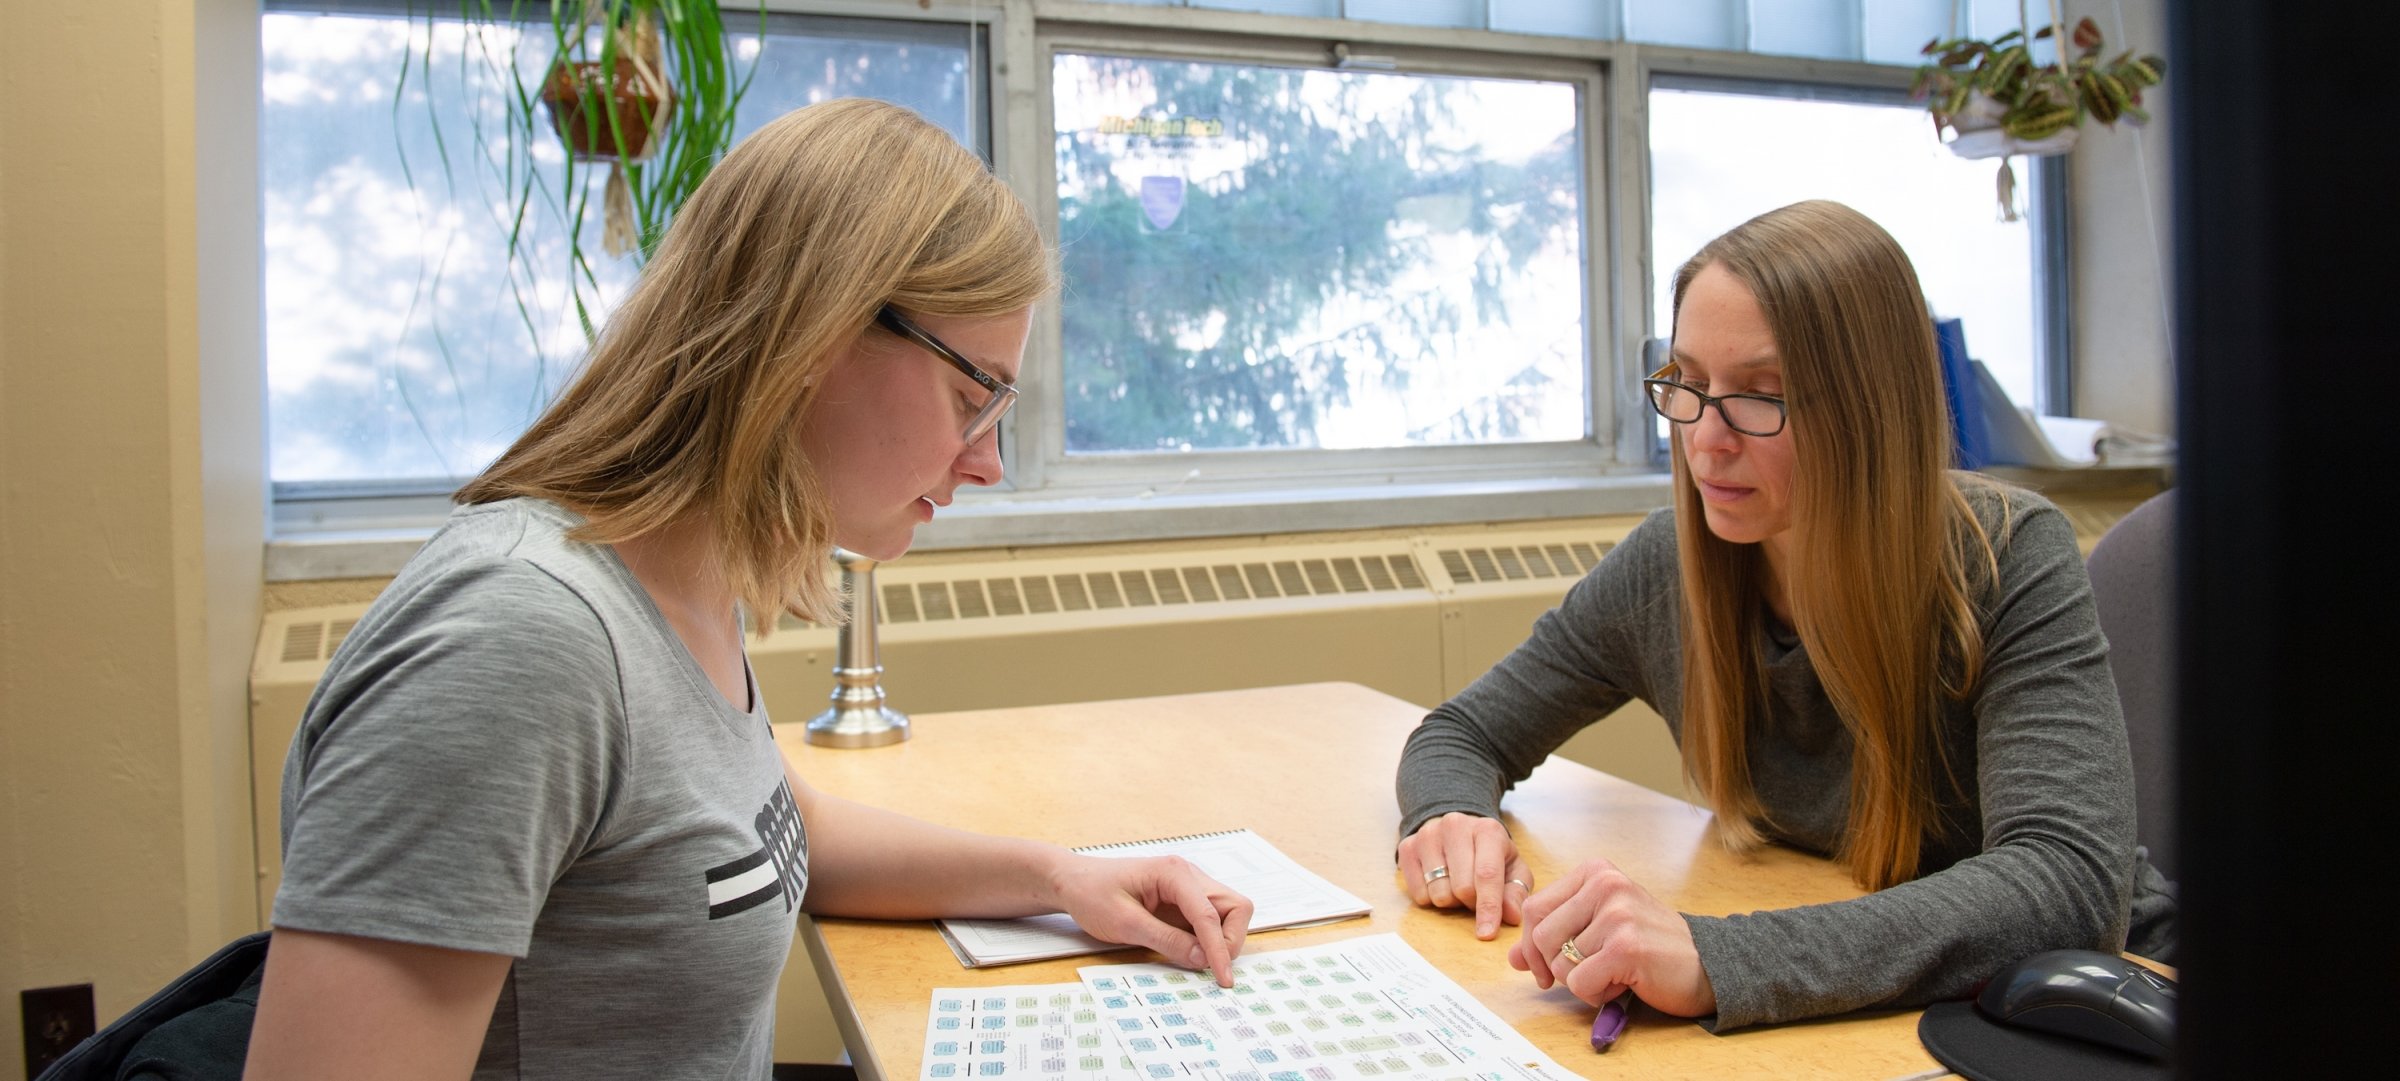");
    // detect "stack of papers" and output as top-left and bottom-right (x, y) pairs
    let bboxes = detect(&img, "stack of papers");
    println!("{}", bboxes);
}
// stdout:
(920, 934), (1578, 1081)
(939, 829), (1370, 968)
(1973, 360), (2174, 468)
